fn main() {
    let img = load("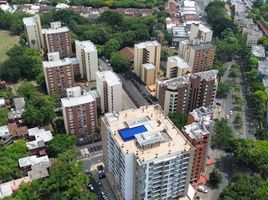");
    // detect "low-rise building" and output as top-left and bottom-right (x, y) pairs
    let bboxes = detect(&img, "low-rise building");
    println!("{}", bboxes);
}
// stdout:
(171, 25), (188, 47)
(258, 60), (268, 78)
(251, 45), (266, 58)
(18, 155), (51, 180)
(8, 97), (25, 123)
